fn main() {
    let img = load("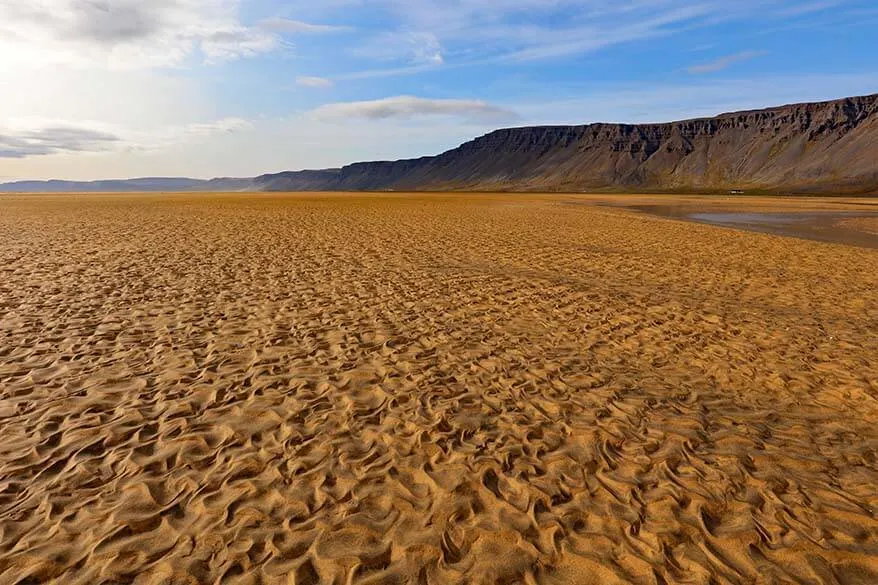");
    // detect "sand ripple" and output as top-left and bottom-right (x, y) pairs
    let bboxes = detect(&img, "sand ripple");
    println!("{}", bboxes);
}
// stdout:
(0, 193), (876, 584)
